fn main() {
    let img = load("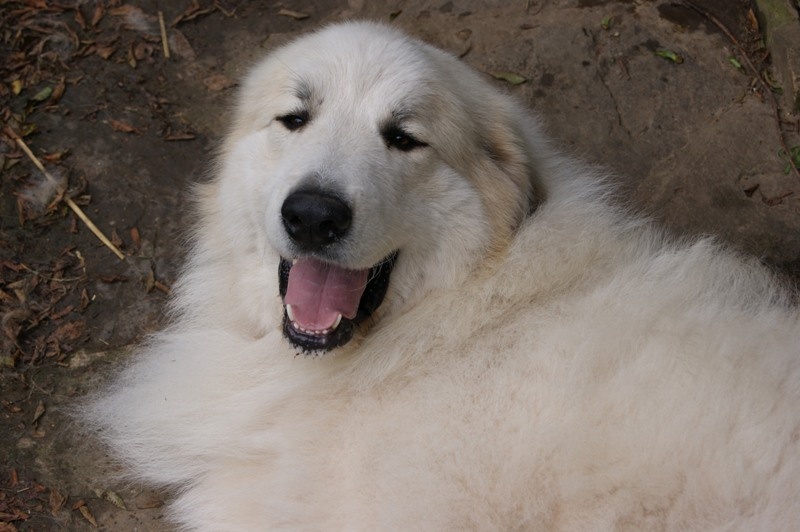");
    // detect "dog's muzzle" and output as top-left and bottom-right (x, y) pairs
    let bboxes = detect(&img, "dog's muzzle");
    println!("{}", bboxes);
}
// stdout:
(278, 188), (397, 352)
